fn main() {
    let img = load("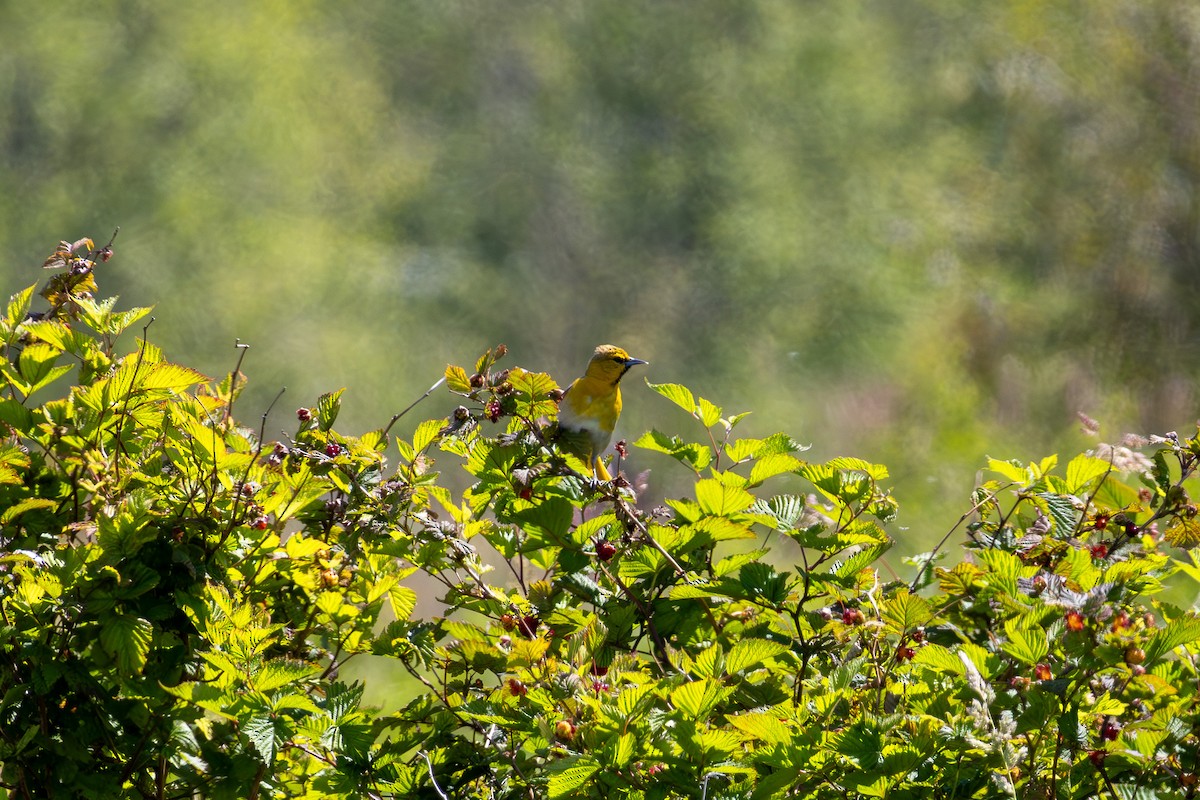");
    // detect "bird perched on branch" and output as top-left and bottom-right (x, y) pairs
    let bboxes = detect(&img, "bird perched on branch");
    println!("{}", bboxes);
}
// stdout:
(556, 344), (647, 480)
